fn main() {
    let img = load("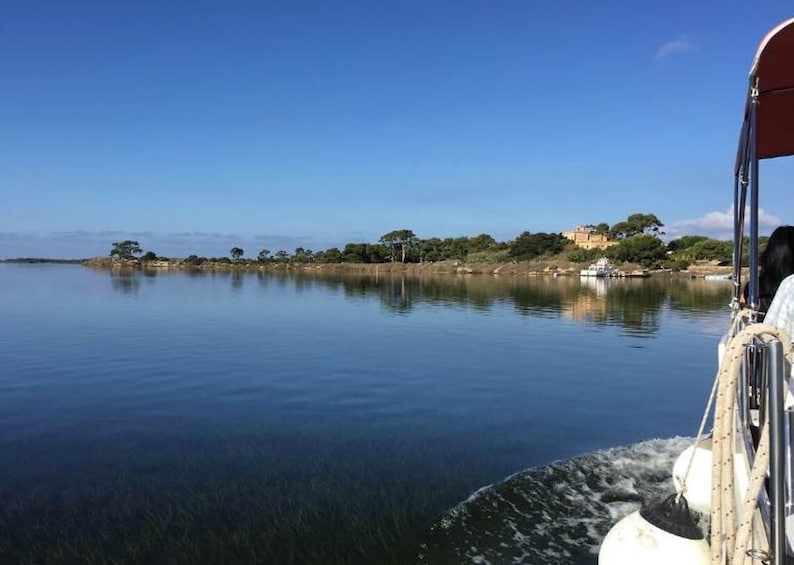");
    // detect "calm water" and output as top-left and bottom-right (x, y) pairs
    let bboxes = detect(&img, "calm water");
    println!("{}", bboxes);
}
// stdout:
(0, 265), (731, 564)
